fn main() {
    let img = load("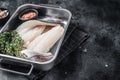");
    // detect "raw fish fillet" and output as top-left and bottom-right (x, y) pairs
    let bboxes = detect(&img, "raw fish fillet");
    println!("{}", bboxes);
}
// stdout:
(28, 25), (64, 53)
(18, 27), (32, 36)
(21, 25), (46, 47)
(16, 20), (58, 33)
(21, 49), (53, 61)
